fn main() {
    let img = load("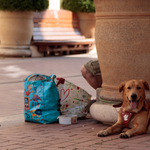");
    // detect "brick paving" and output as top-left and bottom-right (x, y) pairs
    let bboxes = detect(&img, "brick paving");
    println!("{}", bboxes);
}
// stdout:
(1, 118), (150, 150)
(0, 53), (150, 150)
